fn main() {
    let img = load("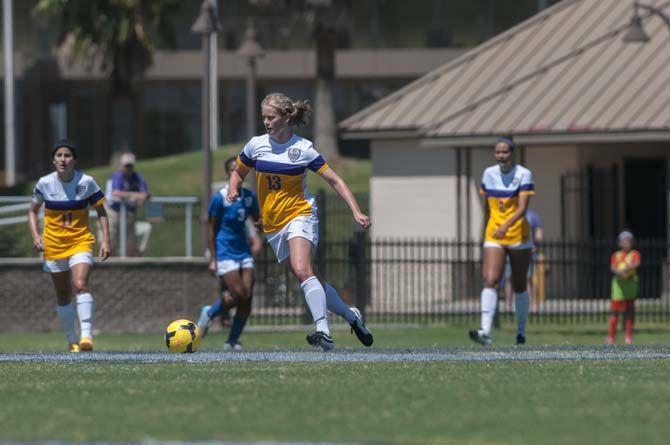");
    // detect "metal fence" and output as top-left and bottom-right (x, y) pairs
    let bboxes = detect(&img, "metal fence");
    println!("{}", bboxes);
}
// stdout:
(1, 238), (669, 332)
